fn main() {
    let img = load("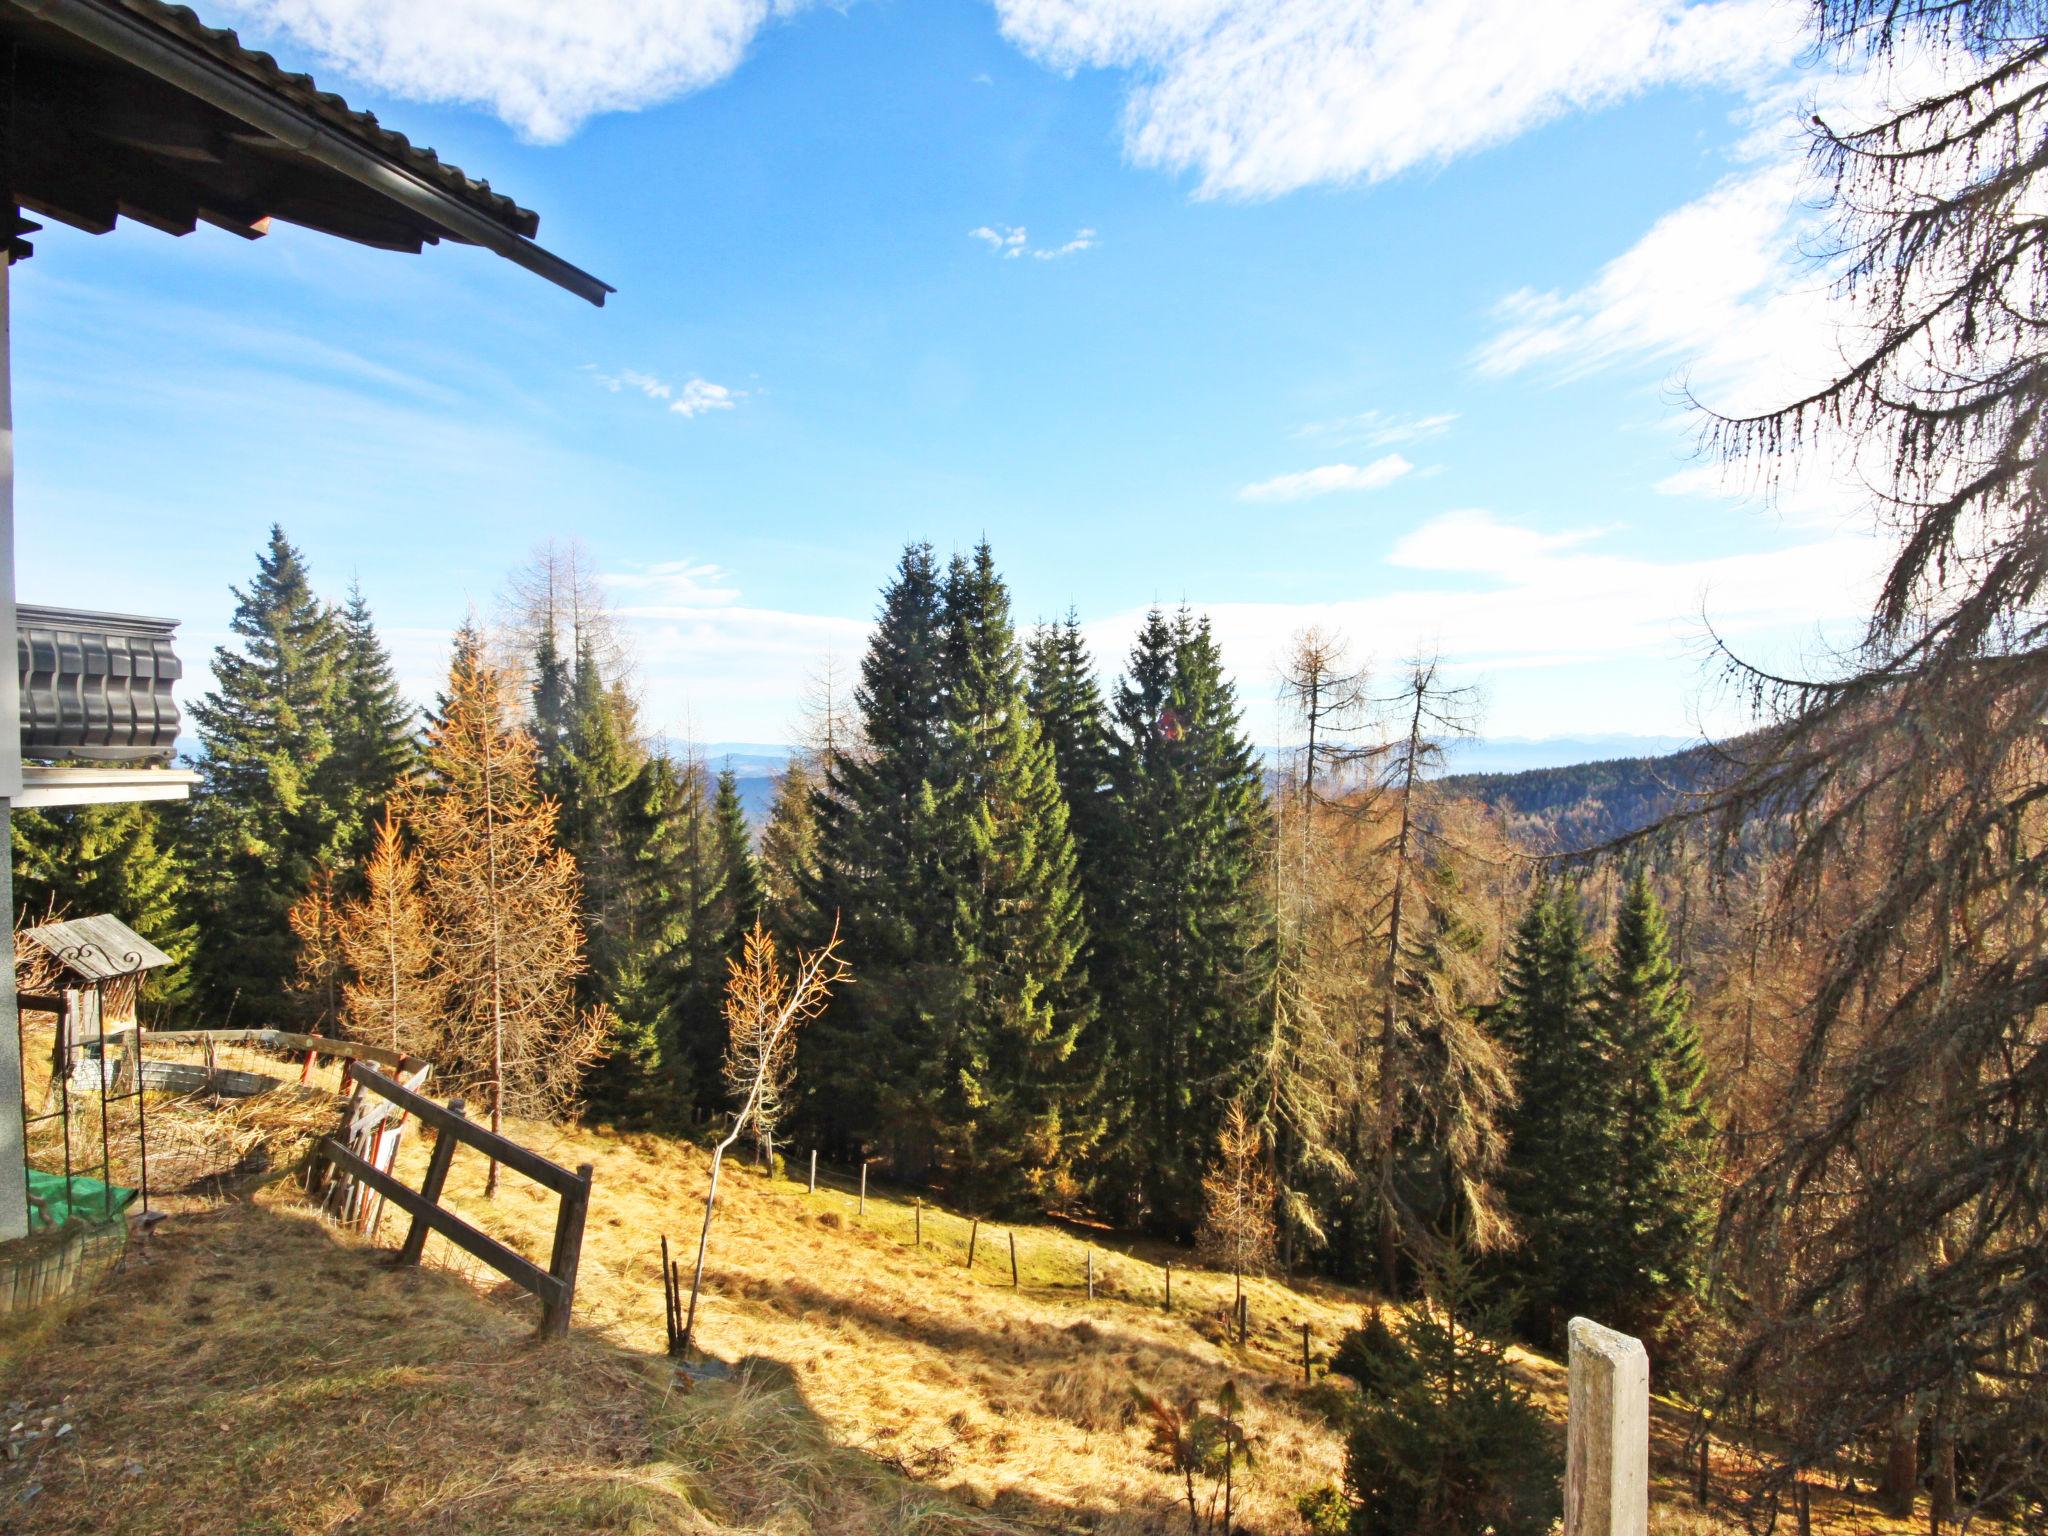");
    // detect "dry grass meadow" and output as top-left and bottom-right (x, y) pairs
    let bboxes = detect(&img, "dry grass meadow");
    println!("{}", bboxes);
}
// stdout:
(0, 1045), (1939, 1534)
